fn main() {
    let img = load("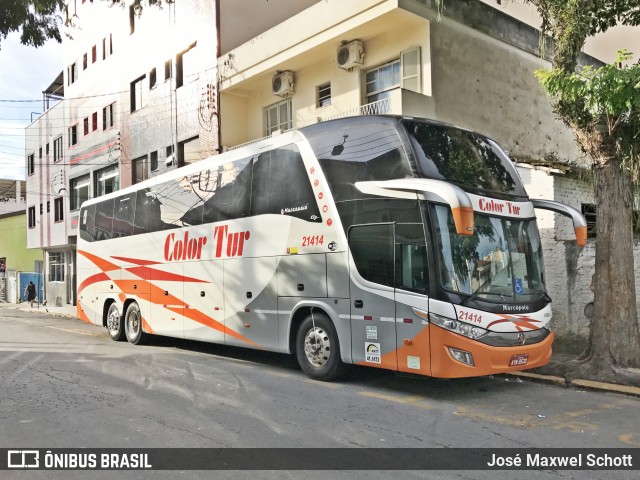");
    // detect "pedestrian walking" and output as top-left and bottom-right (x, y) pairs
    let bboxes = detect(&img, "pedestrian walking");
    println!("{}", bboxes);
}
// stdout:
(25, 281), (36, 307)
